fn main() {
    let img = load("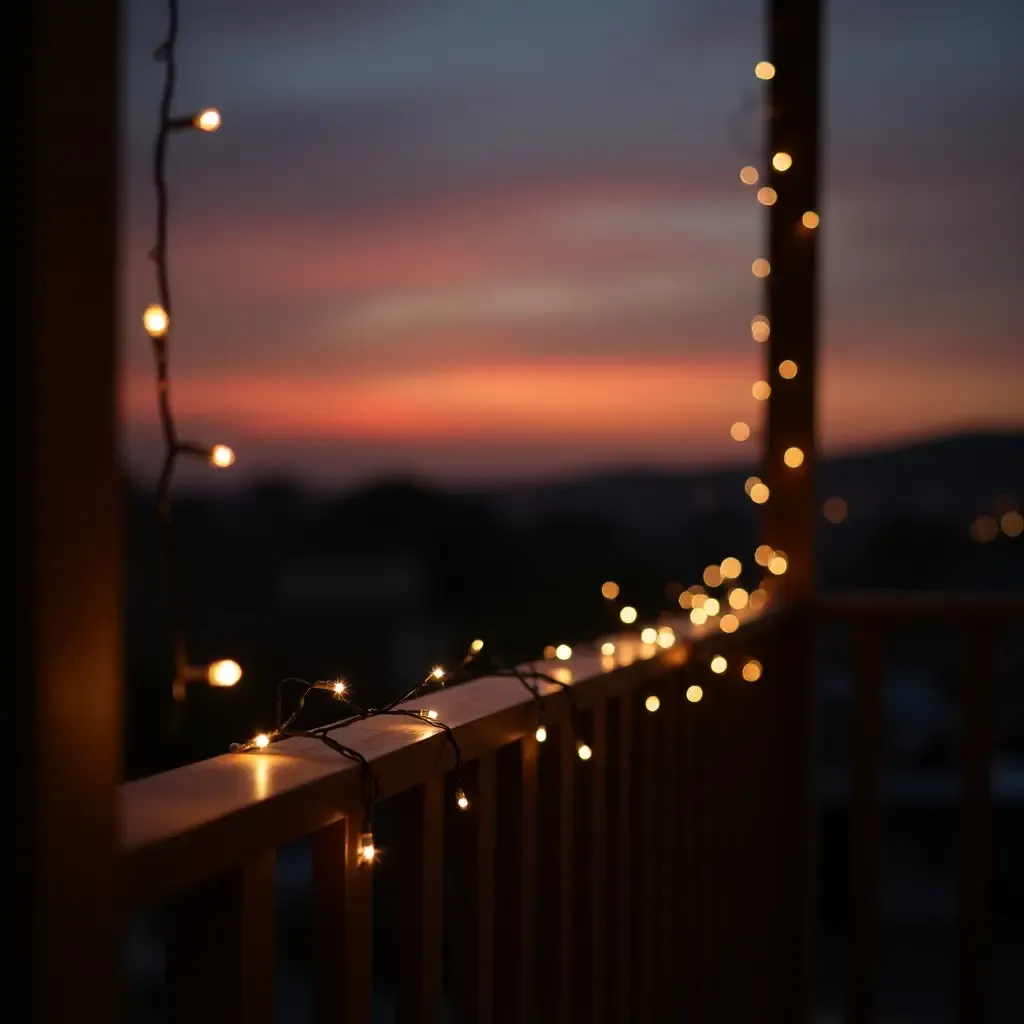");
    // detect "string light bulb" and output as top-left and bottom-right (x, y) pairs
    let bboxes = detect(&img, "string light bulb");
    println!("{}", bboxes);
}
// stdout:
(142, 304), (169, 338)
(332, 680), (346, 697)
(772, 151), (793, 171)
(755, 61), (775, 80)
(801, 210), (820, 229)
(710, 655), (728, 674)
(209, 444), (235, 468)
(757, 187), (778, 206)
(535, 725), (548, 743)
(470, 638), (485, 653)
(418, 708), (439, 720)
(742, 660), (763, 682)
(752, 258), (771, 278)
(784, 446), (805, 468)
(456, 788), (469, 810)
(740, 165), (759, 185)
(640, 627), (658, 645)
(686, 685), (703, 703)
(619, 605), (638, 625)
(208, 659), (242, 687)
(779, 359), (798, 379)
(194, 108), (221, 132)
(601, 642), (616, 656)
(645, 695), (661, 713)
(601, 580), (620, 599)
(429, 666), (446, 682)
(359, 833), (376, 864)
(555, 644), (572, 661)
(576, 741), (593, 761)
(253, 733), (270, 749)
